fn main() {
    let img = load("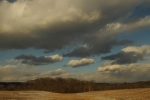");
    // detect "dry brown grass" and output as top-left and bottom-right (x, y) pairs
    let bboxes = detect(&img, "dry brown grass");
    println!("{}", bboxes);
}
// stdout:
(0, 88), (150, 100)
